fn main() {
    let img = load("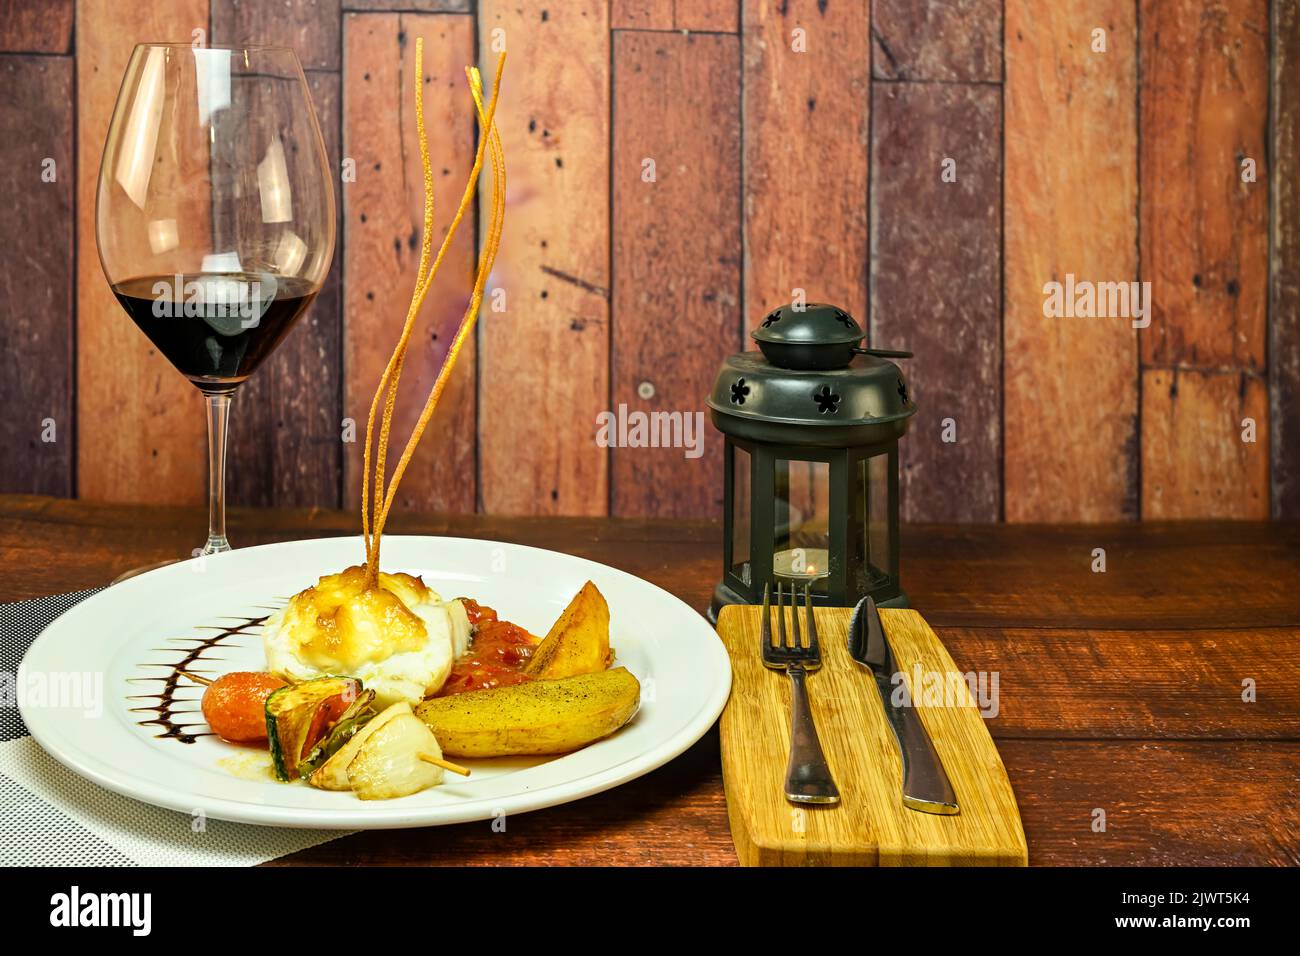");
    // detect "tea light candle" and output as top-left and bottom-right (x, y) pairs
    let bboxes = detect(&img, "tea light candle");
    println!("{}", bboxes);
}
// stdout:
(773, 547), (830, 581)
